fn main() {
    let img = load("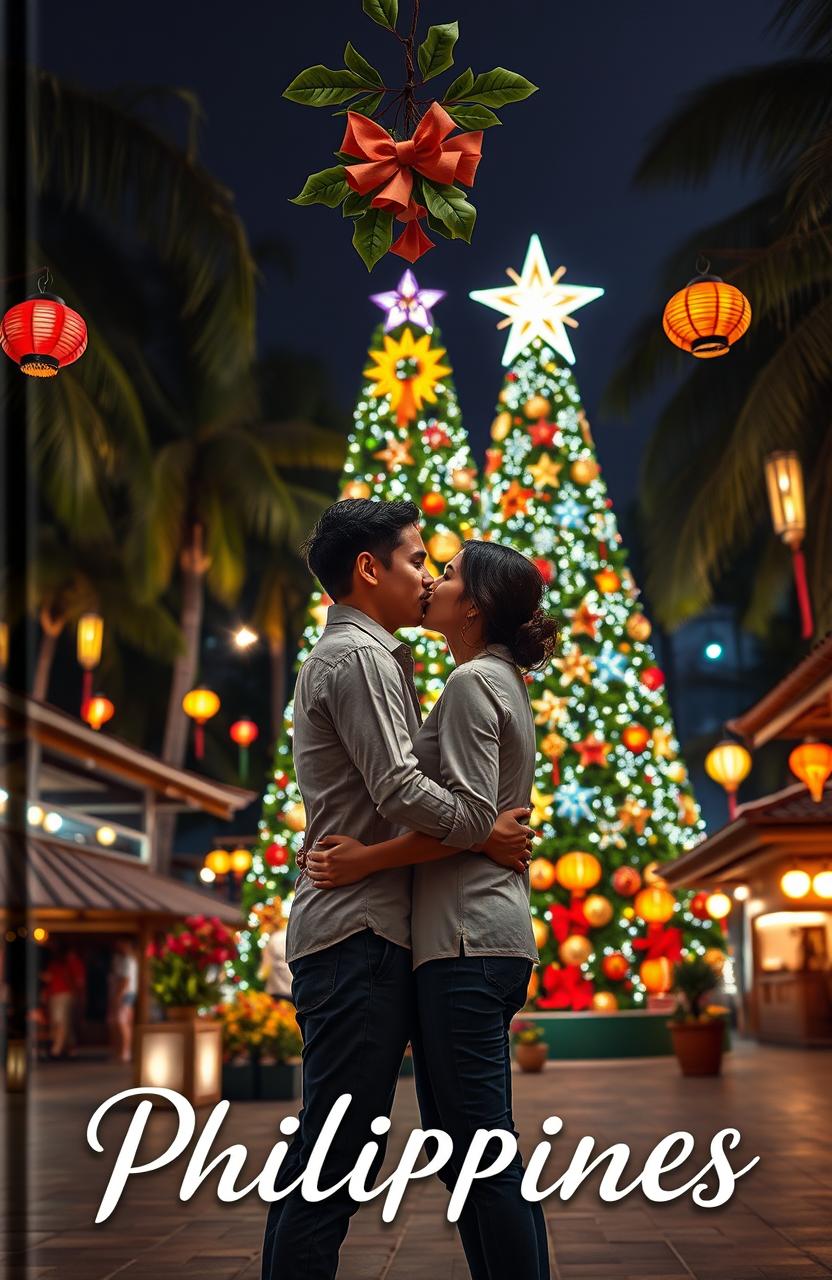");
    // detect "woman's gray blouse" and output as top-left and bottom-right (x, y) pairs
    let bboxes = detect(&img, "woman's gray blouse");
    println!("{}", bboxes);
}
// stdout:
(410, 642), (540, 970)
